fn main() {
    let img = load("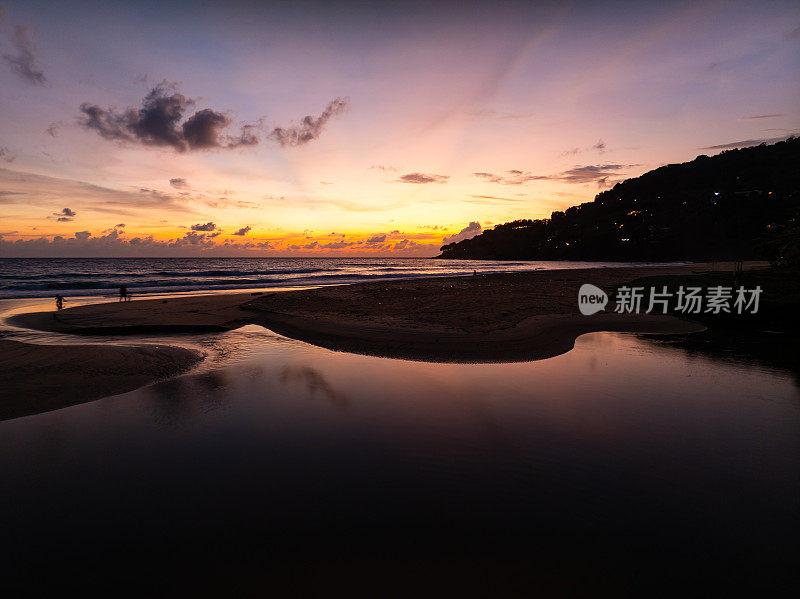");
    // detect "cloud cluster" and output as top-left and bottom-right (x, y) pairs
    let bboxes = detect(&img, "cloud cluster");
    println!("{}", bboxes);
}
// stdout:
(0, 226), (443, 257)
(2, 22), (45, 84)
(79, 85), (347, 152)
(441, 221), (482, 245)
(268, 97), (349, 147)
(169, 178), (188, 188)
(79, 82), (260, 152)
(233, 226), (251, 236)
(52, 207), (76, 222)
(190, 221), (218, 232)
(397, 172), (449, 184)
(0, 228), (273, 257)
